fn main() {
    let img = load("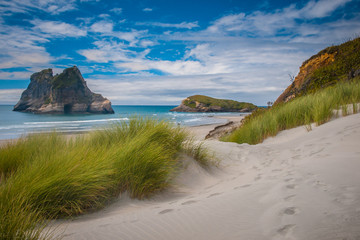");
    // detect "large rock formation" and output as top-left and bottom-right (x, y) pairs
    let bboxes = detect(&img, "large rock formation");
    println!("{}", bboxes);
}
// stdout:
(275, 37), (360, 104)
(170, 95), (257, 112)
(13, 66), (114, 114)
